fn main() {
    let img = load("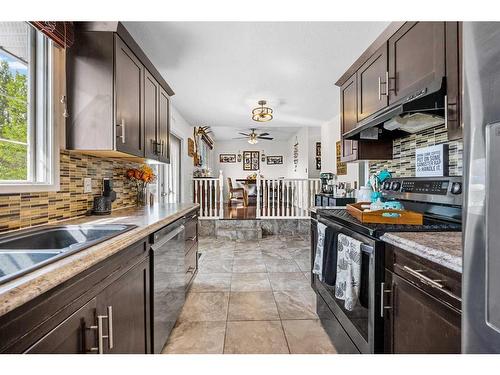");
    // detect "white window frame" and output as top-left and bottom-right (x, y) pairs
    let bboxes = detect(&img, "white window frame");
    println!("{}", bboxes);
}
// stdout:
(0, 23), (60, 193)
